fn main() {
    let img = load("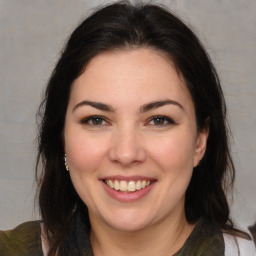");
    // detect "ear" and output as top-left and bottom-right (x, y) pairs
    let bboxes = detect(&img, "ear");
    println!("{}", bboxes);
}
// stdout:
(193, 124), (209, 167)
